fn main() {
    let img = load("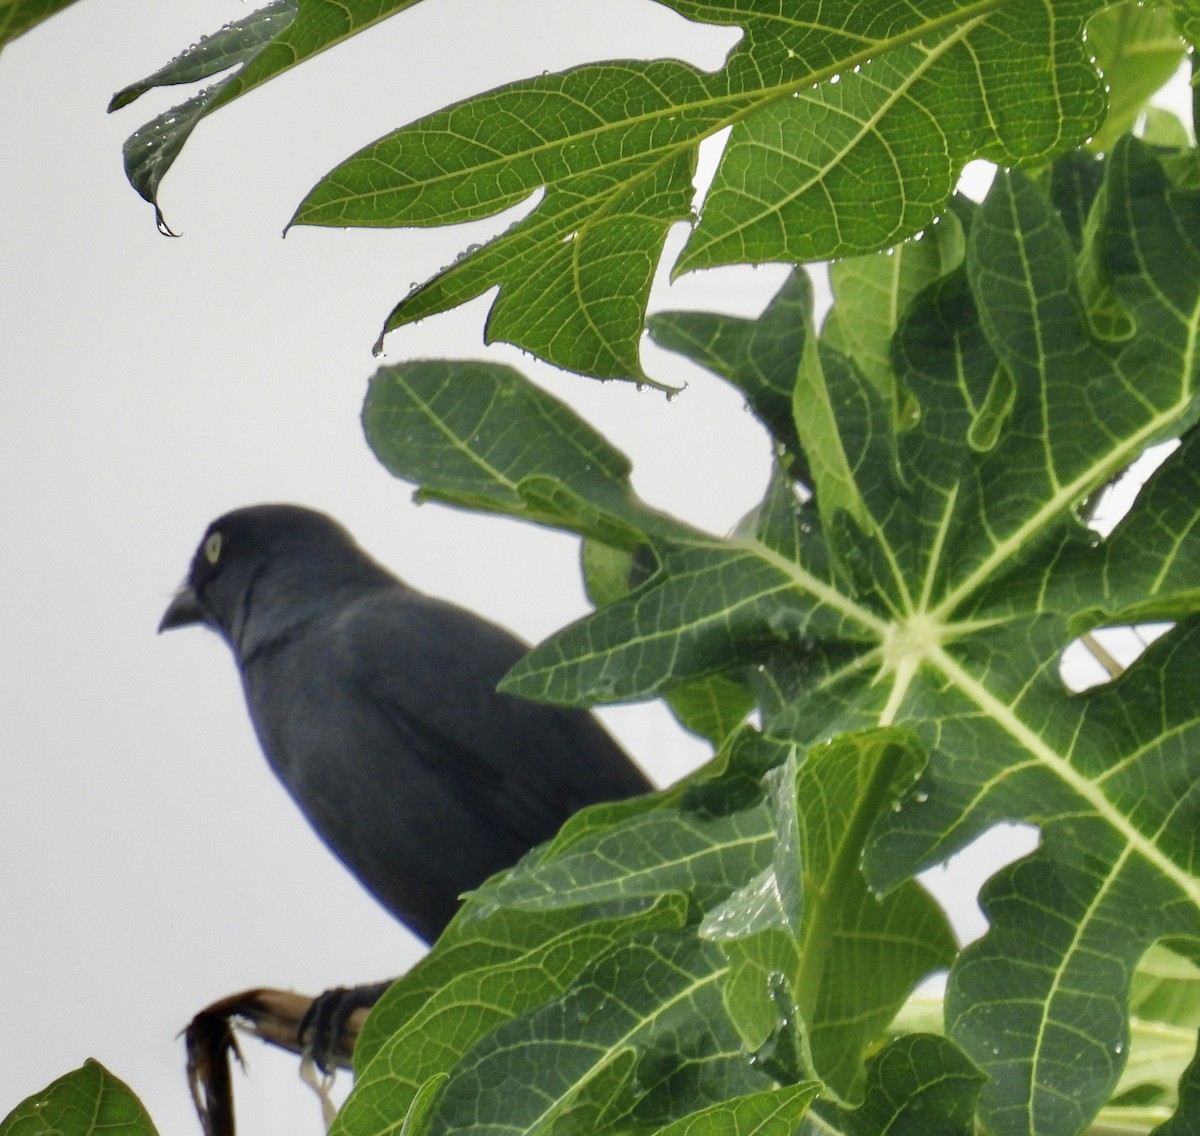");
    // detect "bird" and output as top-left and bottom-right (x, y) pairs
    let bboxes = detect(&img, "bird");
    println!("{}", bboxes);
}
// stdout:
(160, 504), (652, 1059)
